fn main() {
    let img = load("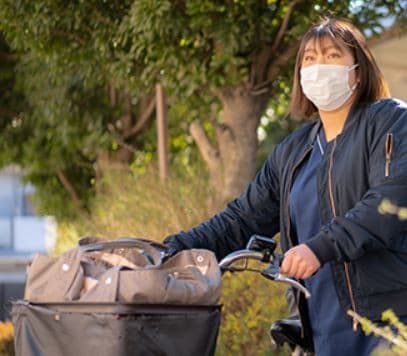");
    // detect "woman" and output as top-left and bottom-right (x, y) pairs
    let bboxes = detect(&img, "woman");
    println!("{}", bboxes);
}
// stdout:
(164, 18), (407, 355)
